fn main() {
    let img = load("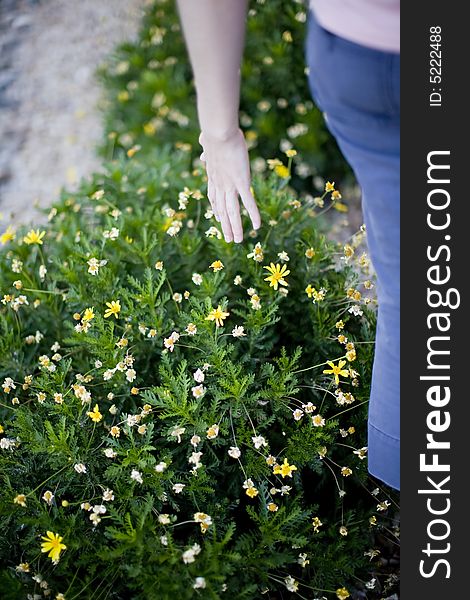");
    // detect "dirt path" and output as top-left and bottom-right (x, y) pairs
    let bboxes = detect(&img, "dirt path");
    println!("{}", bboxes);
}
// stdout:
(0, 0), (146, 228)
